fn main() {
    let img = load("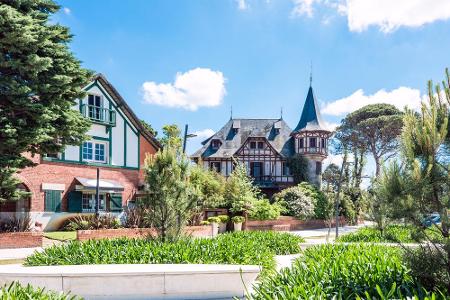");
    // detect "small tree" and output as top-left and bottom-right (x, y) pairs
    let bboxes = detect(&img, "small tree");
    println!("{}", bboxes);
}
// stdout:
(273, 184), (315, 220)
(159, 124), (182, 149)
(287, 154), (309, 183)
(224, 161), (259, 214)
(141, 147), (196, 241)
